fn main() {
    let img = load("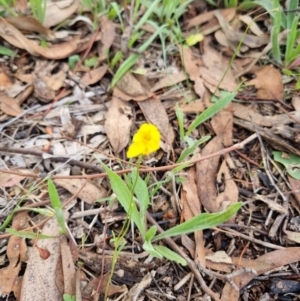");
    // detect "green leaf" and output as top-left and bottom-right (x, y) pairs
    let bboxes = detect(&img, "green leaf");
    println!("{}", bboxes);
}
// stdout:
(130, 168), (149, 222)
(154, 245), (187, 266)
(145, 225), (157, 241)
(176, 136), (211, 163)
(143, 240), (163, 259)
(186, 91), (236, 136)
(175, 103), (185, 142)
(0, 45), (15, 57)
(273, 151), (300, 180)
(63, 294), (76, 301)
(101, 163), (144, 236)
(68, 55), (80, 71)
(48, 179), (67, 234)
(111, 24), (167, 88)
(153, 203), (242, 241)
(6, 228), (54, 239)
